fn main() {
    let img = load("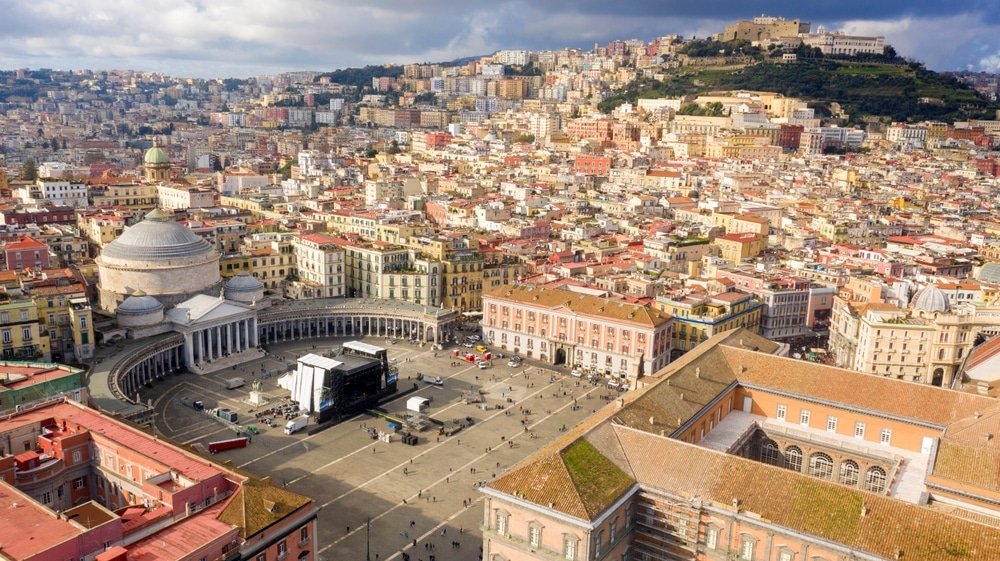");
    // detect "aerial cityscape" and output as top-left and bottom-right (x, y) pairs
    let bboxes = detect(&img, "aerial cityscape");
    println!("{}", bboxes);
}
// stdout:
(2, 4), (1000, 561)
